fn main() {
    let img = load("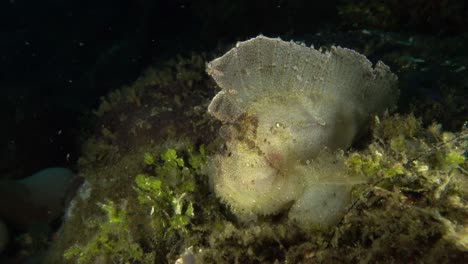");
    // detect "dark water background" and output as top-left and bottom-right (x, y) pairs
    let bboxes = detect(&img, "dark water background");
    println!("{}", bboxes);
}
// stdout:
(0, 0), (344, 179)
(0, 0), (467, 262)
